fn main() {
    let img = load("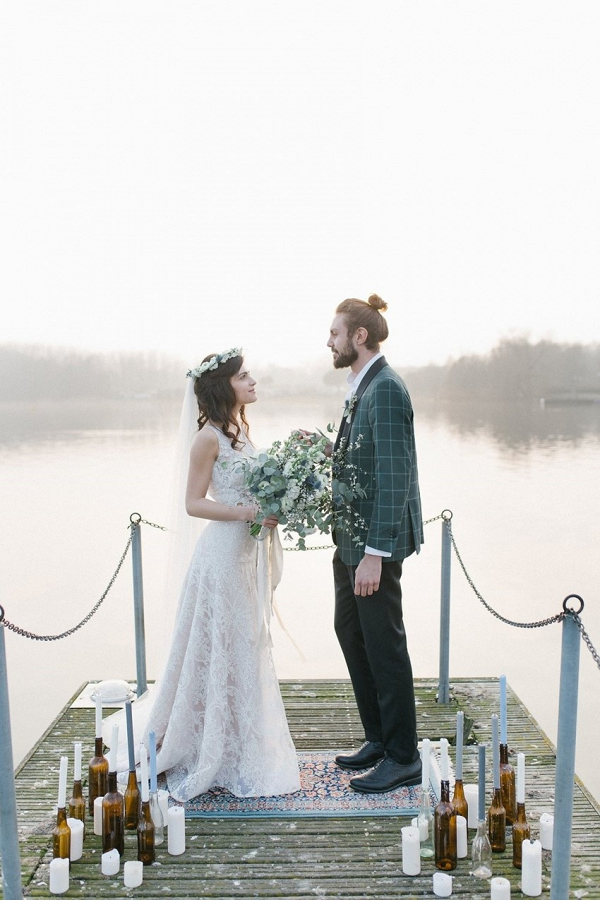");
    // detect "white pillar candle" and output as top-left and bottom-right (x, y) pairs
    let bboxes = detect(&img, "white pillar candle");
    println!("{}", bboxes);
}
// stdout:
(95, 693), (102, 739)
(93, 797), (103, 836)
(124, 860), (144, 888)
(539, 813), (554, 851)
(109, 724), (119, 773)
(57, 756), (68, 809)
(49, 857), (69, 894)
(464, 784), (479, 828)
(73, 742), (82, 782)
(167, 806), (186, 855)
(139, 743), (150, 803)
(101, 848), (120, 876)
(433, 872), (453, 897)
(491, 876), (511, 899)
(401, 825), (420, 875)
(456, 815), (467, 858)
(517, 752), (525, 804)
(66, 817), (84, 861)
(158, 788), (169, 826)
(521, 839), (542, 896)
(440, 738), (449, 782)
